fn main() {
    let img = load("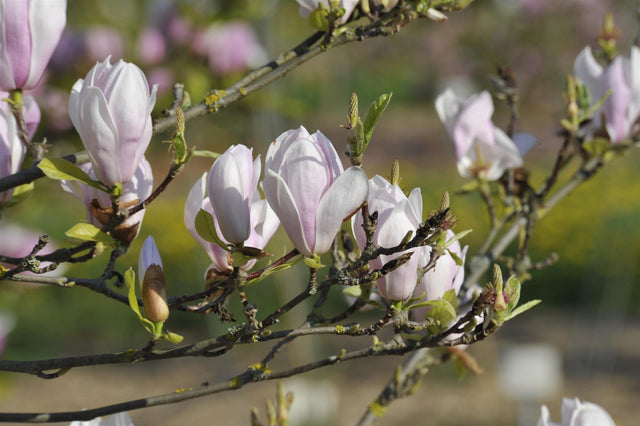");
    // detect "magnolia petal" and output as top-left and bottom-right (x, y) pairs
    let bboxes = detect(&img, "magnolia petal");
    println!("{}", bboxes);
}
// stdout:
(573, 46), (605, 103)
(72, 86), (121, 185)
(314, 167), (369, 255)
(452, 91), (495, 159)
(434, 88), (461, 133)
(264, 169), (312, 256)
(483, 127), (523, 180)
(602, 57), (632, 142)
